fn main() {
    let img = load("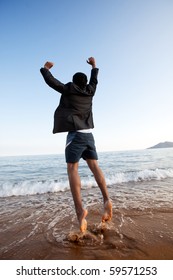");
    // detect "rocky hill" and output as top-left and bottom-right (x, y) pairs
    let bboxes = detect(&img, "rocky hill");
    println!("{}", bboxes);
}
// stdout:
(148, 141), (173, 149)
